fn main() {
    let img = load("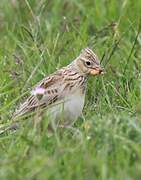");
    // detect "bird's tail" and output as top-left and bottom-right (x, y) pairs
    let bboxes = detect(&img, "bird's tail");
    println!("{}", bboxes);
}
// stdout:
(13, 95), (39, 119)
